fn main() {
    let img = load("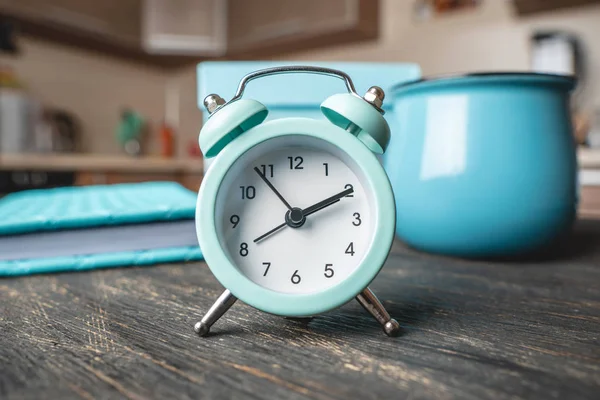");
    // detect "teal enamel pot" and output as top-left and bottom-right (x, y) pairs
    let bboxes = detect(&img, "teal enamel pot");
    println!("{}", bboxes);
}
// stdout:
(384, 72), (578, 258)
